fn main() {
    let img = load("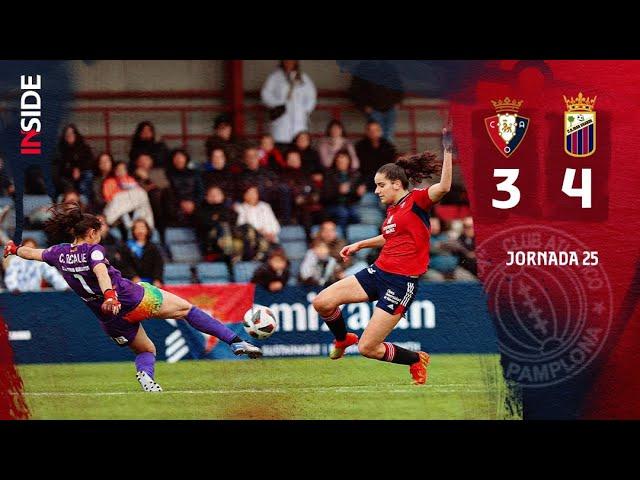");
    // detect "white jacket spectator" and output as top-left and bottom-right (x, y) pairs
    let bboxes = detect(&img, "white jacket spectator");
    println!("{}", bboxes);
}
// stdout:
(234, 188), (281, 244)
(261, 61), (317, 144)
(299, 239), (341, 287)
(4, 256), (68, 292)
